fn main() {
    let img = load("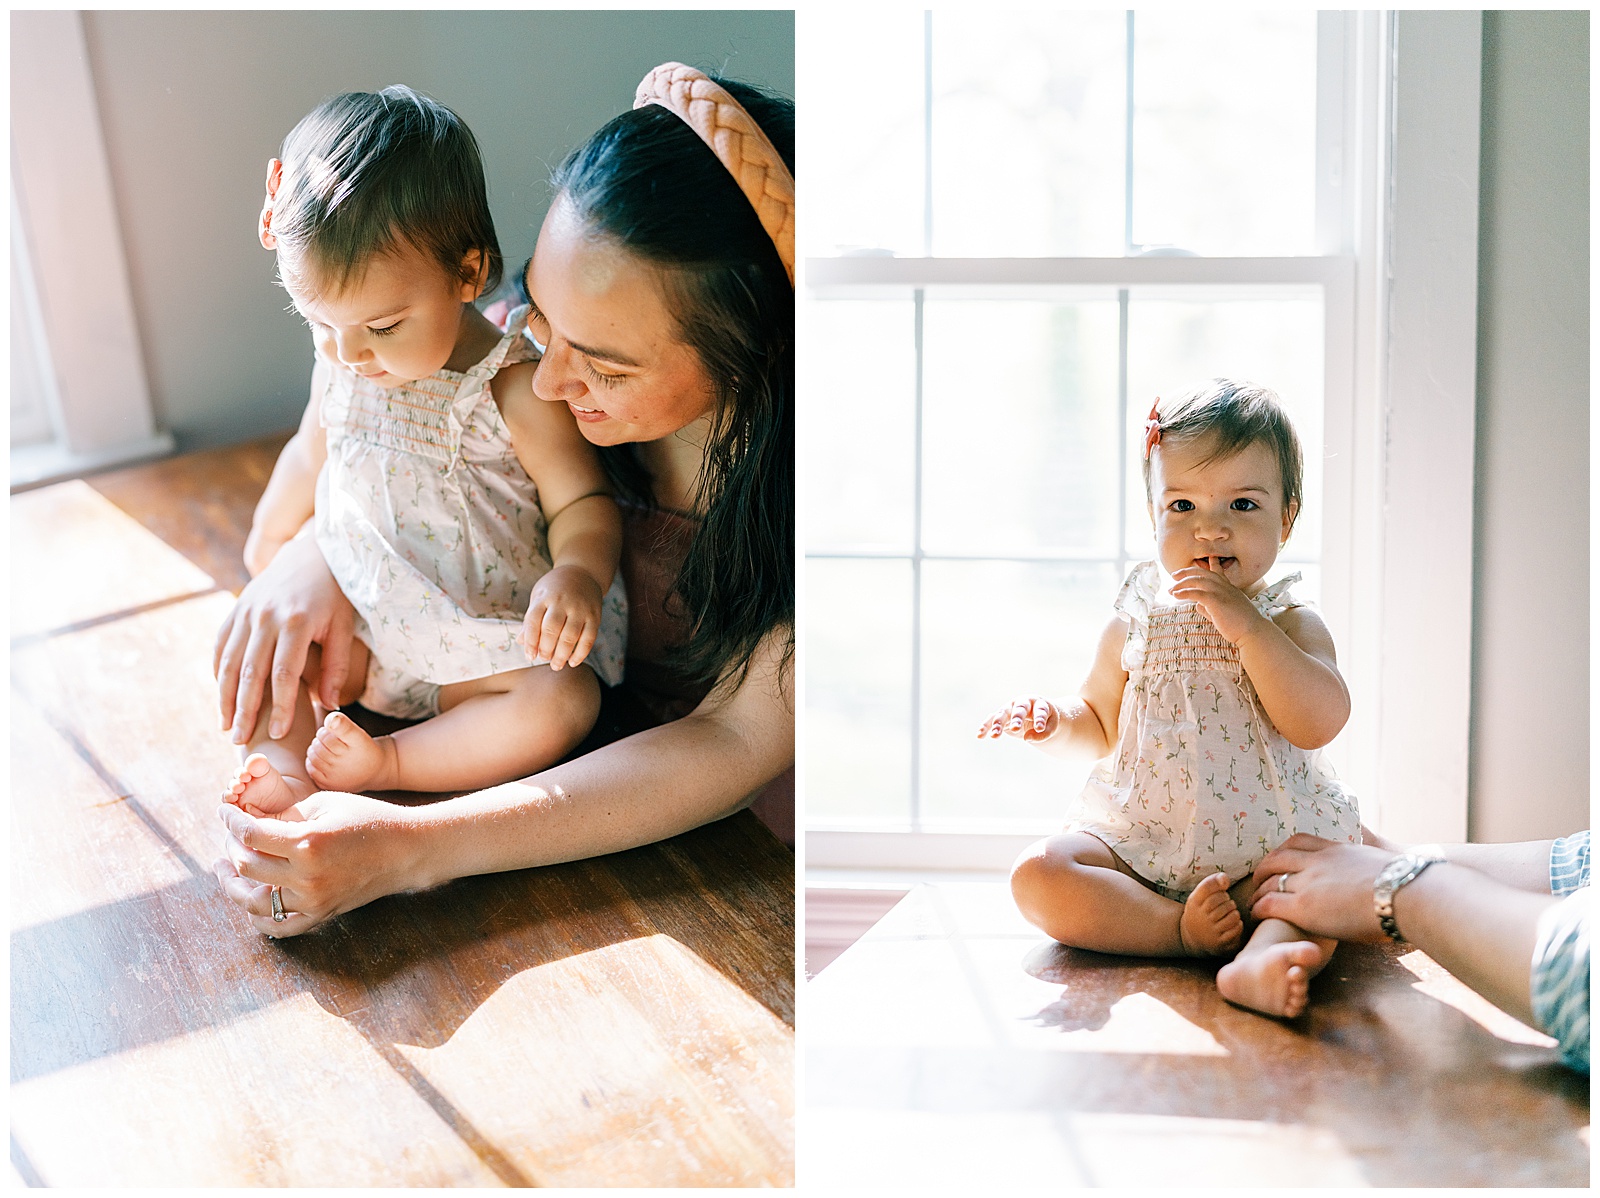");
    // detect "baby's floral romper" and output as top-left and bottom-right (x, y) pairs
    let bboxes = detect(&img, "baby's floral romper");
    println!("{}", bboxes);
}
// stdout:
(315, 305), (627, 720)
(1068, 561), (1360, 900)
